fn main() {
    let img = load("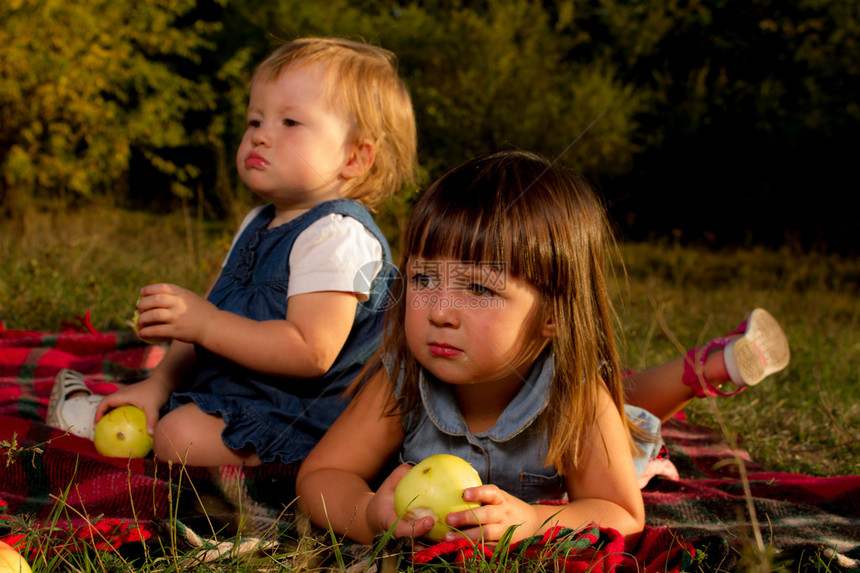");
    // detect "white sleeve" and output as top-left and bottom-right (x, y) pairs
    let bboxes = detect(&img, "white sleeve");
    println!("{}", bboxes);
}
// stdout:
(221, 204), (268, 268)
(288, 214), (384, 301)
